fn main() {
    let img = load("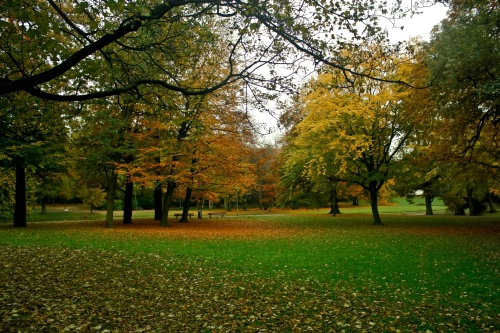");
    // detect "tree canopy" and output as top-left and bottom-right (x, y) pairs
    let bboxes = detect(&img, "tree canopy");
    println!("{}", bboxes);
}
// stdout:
(1, 0), (426, 102)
